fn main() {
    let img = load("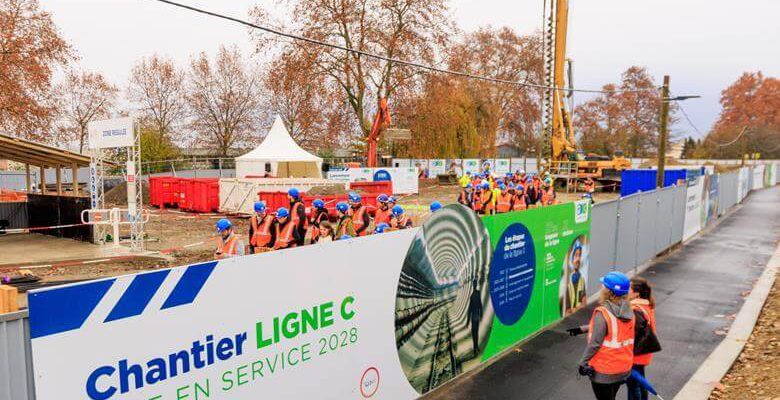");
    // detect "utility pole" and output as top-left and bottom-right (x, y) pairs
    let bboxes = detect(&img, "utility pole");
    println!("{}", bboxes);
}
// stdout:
(657, 75), (670, 188)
